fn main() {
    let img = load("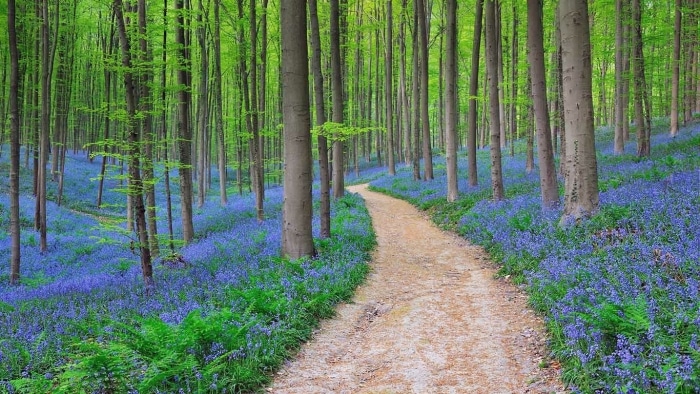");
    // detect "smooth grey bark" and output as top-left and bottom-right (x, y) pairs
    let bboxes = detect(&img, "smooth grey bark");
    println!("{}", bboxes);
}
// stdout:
(613, 0), (626, 153)
(9, 0), (21, 285)
(416, 0), (433, 180)
(559, 0), (600, 223)
(631, 0), (649, 157)
(527, 0), (559, 208)
(467, 0), (483, 187)
(485, 0), (504, 201)
(670, 0), (681, 137)
(331, 0), (345, 198)
(250, 0), (264, 219)
(175, 0), (195, 244)
(411, 0), (421, 181)
(196, 0), (209, 209)
(445, 0), (458, 201)
(309, 0), (331, 239)
(213, 0), (227, 205)
(386, 0), (396, 176)
(281, 0), (314, 259)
